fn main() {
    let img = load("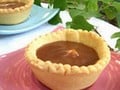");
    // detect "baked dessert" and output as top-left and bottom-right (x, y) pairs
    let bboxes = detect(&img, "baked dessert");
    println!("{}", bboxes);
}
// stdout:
(0, 0), (34, 24)
(25, 29), (110, 90)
